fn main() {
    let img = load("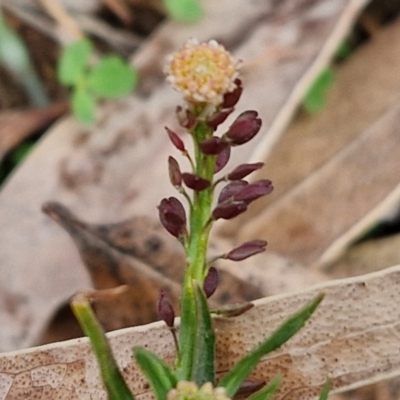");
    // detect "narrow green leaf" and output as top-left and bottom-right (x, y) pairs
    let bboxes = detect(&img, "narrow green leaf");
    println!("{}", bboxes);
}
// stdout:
(302, 68), (335, 113)
(176, 279), (197, 381)
(191, 281), (216, 385)
(72, 88), (96, 124)
(219, 293), (324, 397)
(57, 39), (92, 85)
(71, 294), (135, 400)
(318, 379), (331, 400)
(87, 56), (137, 98)
(164, 0), (204, 22)
(247, 375), (281, 400)
(134, 347), (177, 400)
